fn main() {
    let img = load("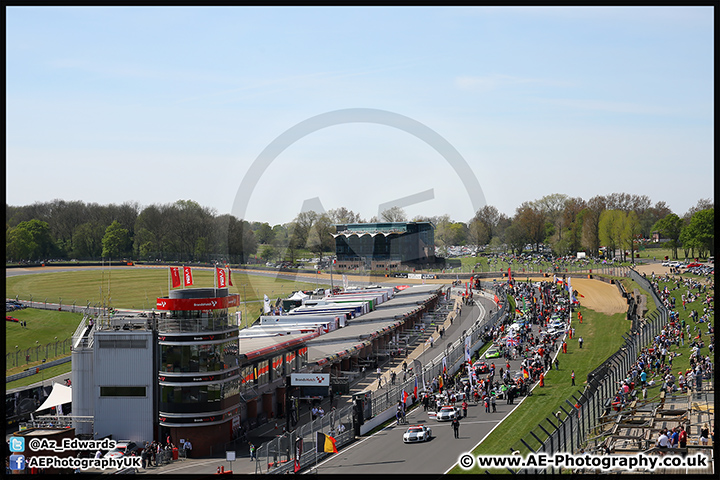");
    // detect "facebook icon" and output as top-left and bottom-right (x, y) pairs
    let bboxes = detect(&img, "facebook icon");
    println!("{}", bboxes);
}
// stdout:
(10, 454), (26, 471)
